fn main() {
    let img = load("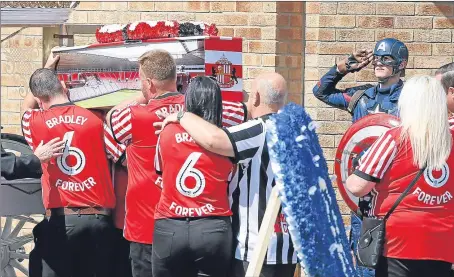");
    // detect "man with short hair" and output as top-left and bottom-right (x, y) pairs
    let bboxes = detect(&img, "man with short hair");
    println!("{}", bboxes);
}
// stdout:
(436, 62), (454, 121)
(106, 49), (186, 277)
(23, 68), (125, 277)
(156, 72), (297, 277)
(312, 38), (408, 277)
